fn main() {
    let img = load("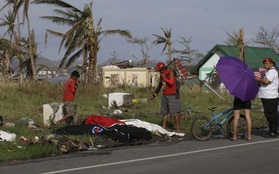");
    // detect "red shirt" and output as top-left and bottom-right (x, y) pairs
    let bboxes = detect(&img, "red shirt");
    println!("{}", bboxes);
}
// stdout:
(63, 78), (77, 101)
(161, 69), (177, 95)
(84, 115), (125, 127)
